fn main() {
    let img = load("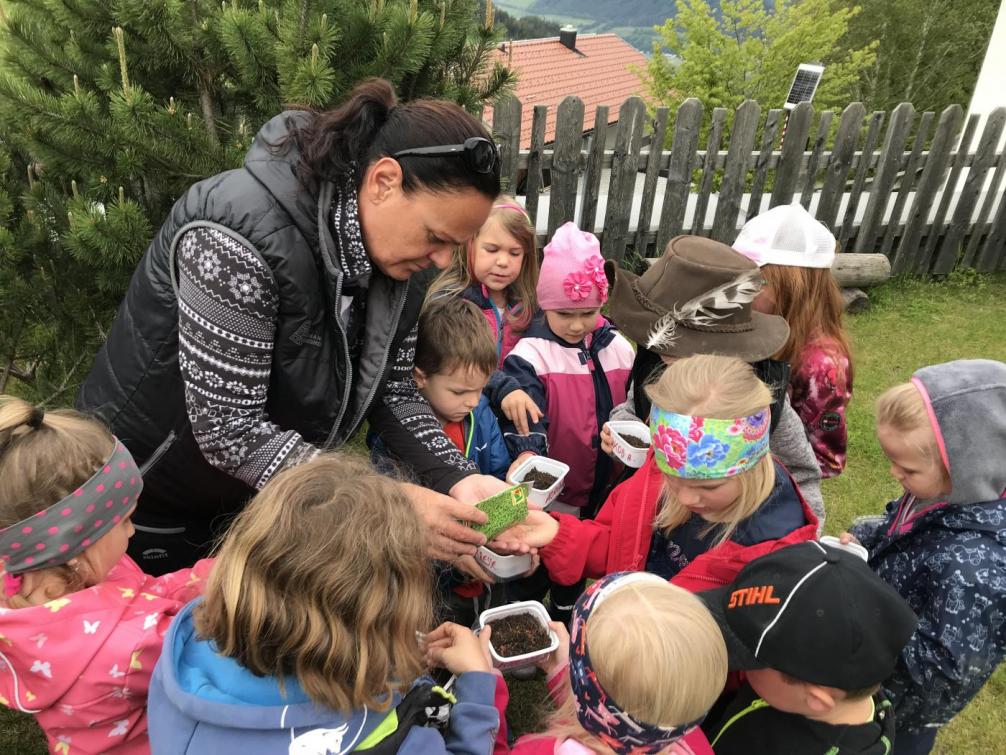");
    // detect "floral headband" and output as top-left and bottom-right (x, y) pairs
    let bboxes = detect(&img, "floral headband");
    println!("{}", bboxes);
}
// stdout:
(570, 572), (705, 754)
(0, 441), (141, 593)
(649, 406), (770, 479)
